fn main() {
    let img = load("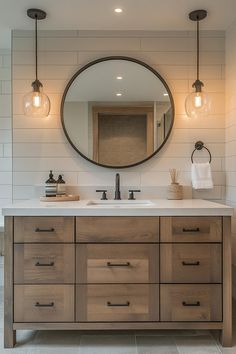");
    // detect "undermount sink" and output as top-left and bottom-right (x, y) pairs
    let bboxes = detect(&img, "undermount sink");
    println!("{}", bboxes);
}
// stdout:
(86, 200), (154, 207)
